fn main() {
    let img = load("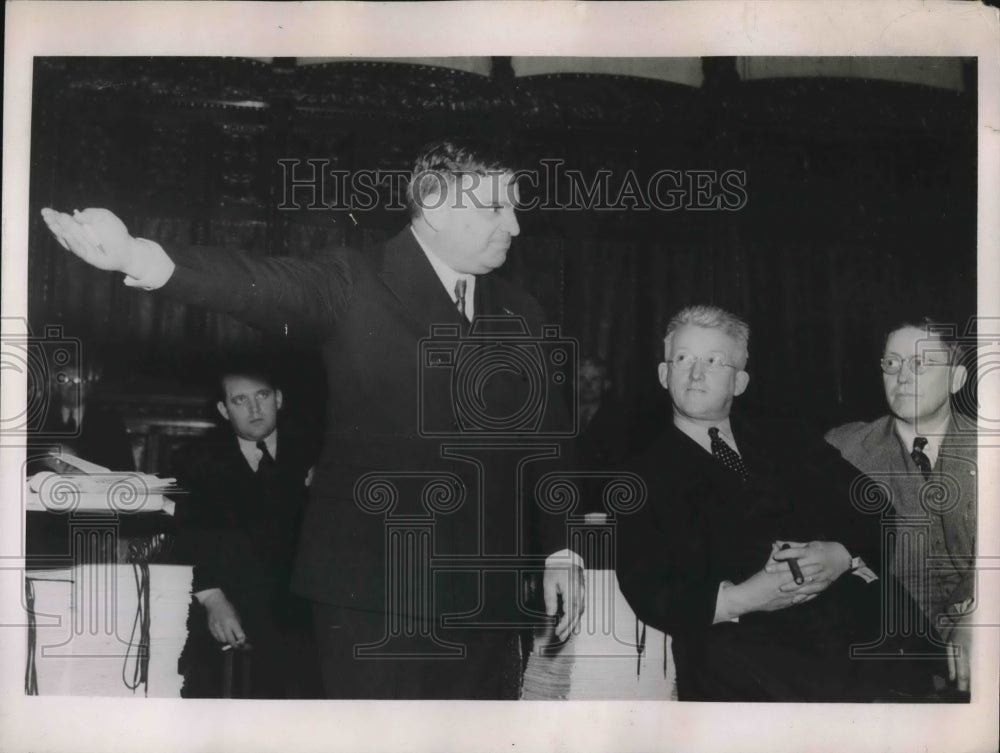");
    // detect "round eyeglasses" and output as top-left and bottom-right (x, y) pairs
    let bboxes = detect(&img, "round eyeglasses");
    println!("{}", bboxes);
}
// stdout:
(666, 351), (736, 373)
(880, 354), (948, 376)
